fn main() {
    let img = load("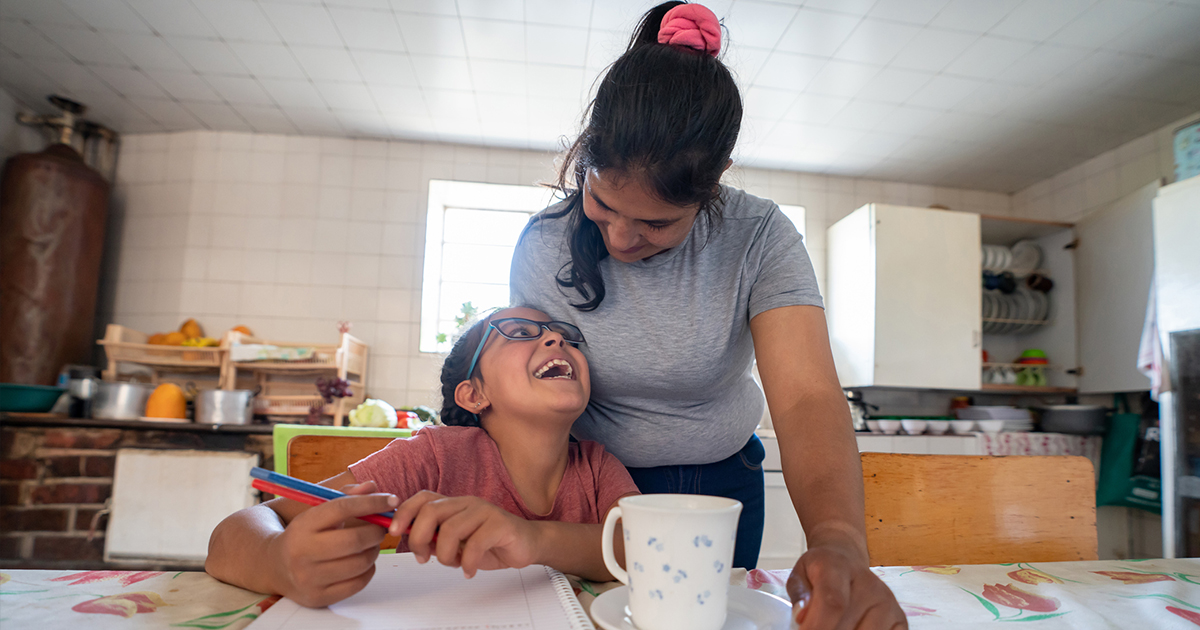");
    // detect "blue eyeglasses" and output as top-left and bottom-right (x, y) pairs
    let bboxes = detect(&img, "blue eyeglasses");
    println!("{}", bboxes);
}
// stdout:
(466, 318), (586, 378)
